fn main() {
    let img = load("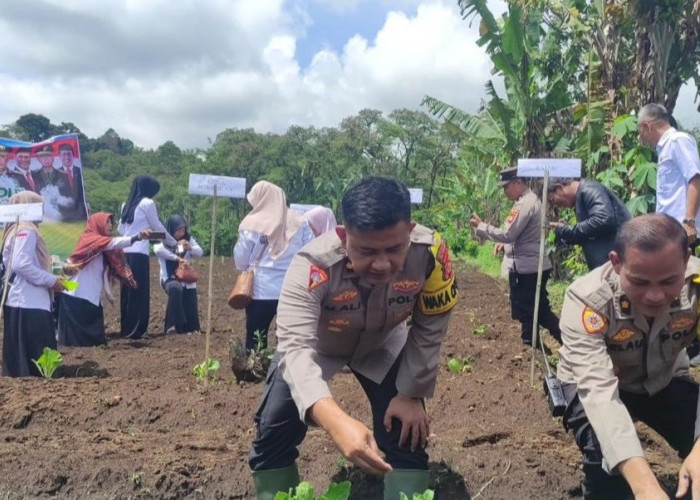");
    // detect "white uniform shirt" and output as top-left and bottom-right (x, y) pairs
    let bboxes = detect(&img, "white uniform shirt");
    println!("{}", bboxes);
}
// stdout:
(3, 228), (57, 311)
(655, 128), (700, 230)
(153, 237), (204, 290)
(117, 198), (176, 254)
(233, 222), (315, 300)
(64, 236), (134, 307)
